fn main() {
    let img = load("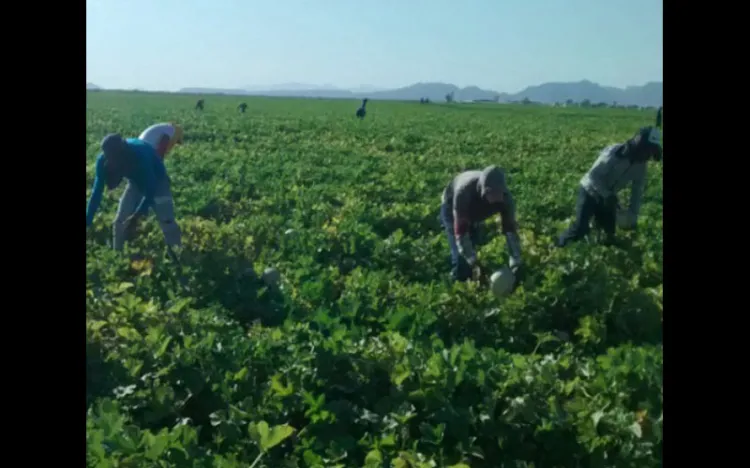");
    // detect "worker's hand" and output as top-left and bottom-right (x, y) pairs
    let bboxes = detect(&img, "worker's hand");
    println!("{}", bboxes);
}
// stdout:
(470, 258), (486, 282)
(510, 263), (525, 291)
